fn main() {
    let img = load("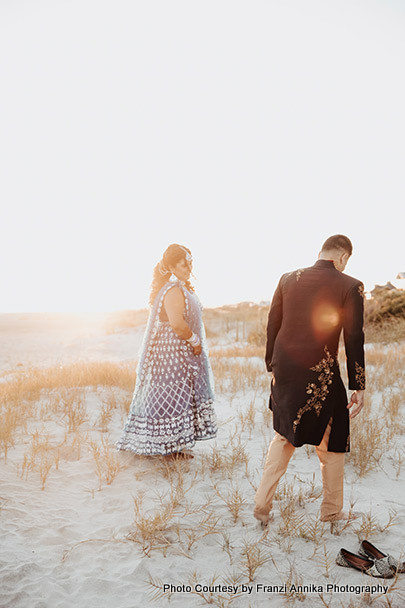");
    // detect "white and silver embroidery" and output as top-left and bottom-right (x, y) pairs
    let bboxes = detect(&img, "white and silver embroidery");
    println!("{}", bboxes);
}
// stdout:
(116, 280), (217, 455)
